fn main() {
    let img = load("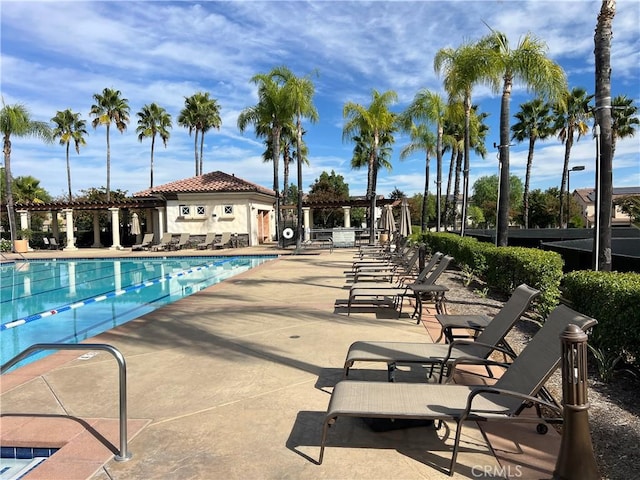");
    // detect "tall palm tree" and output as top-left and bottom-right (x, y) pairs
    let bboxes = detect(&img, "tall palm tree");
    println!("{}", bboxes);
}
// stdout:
(51, 109), (87, 201)
(343, 89), (398, 243)
(478, 29), (567, 245)
(594, 0), (616, 271)
(611, 94), (638, 159)
(273, 66), (319, 249)
(178, 92), (221, 176)
(401, 89), (448, 231)
(435, 41), (489, 236)
(553, 87), (593, 228)
(136, 103), (172, 188)
(400, 123), (436, 232)
(238, 72), (293, 243)
(89, 88), (130, 201)
(511, 98), (554, 228)
(1, 102), (52, 248)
